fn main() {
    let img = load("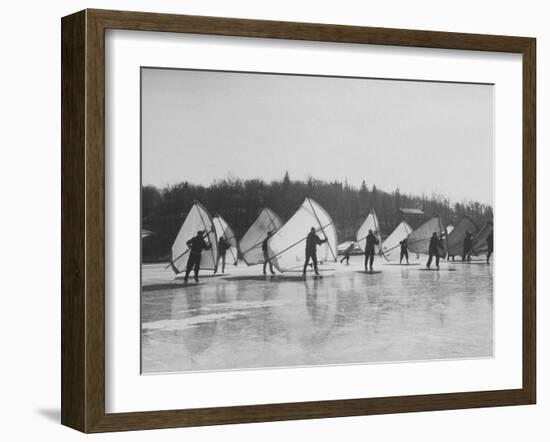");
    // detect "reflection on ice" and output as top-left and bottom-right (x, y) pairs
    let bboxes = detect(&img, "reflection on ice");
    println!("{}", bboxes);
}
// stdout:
(141, 257), (493, 374)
